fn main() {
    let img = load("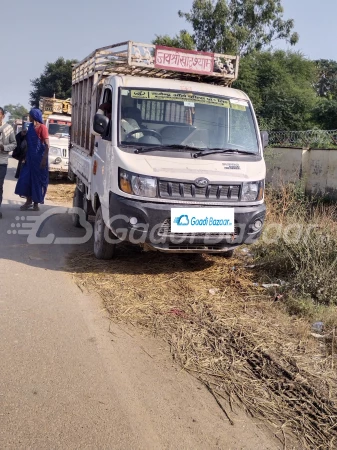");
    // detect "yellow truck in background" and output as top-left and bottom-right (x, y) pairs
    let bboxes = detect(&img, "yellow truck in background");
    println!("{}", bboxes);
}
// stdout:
(39, 97), (72, 178)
